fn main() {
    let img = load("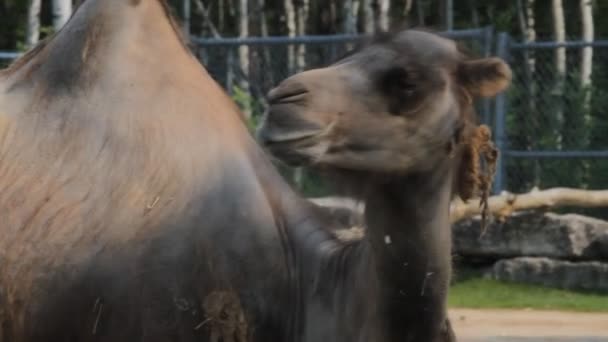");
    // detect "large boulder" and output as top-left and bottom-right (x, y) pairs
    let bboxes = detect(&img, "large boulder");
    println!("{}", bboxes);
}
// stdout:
(491, 257), (608, 292)
(453, 212), (608, 260)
